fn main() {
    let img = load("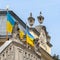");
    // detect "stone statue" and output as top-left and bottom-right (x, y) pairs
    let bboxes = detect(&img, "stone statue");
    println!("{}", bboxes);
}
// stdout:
(34, 38), (40, 51)
(12, 21), (20, 39)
